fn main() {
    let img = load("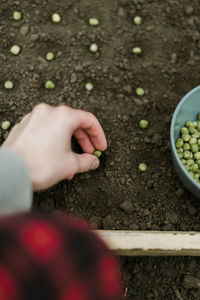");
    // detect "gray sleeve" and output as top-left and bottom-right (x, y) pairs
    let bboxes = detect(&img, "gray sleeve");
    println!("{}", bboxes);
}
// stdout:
(0, 148), (32, 214)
